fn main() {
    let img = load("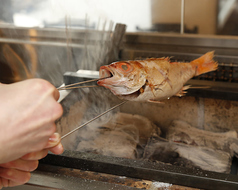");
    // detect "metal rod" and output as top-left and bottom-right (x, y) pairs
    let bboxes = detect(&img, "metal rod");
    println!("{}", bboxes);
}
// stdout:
(58, 85), (99, 91)
(0, 37), (85, 48)
(57, 78), (106, 90)
(61, 101), (128, 139)
(180, 0), (185, 34)
(25, 183), (62, 190)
